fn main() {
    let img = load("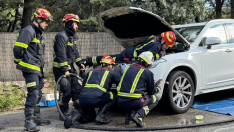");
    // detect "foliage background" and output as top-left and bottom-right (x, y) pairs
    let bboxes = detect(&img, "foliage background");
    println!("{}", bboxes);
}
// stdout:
(0, 0), (233, 32)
